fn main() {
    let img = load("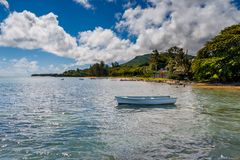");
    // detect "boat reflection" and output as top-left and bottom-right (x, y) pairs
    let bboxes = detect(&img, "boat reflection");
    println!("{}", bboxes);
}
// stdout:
(116, 104), (177, 109)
